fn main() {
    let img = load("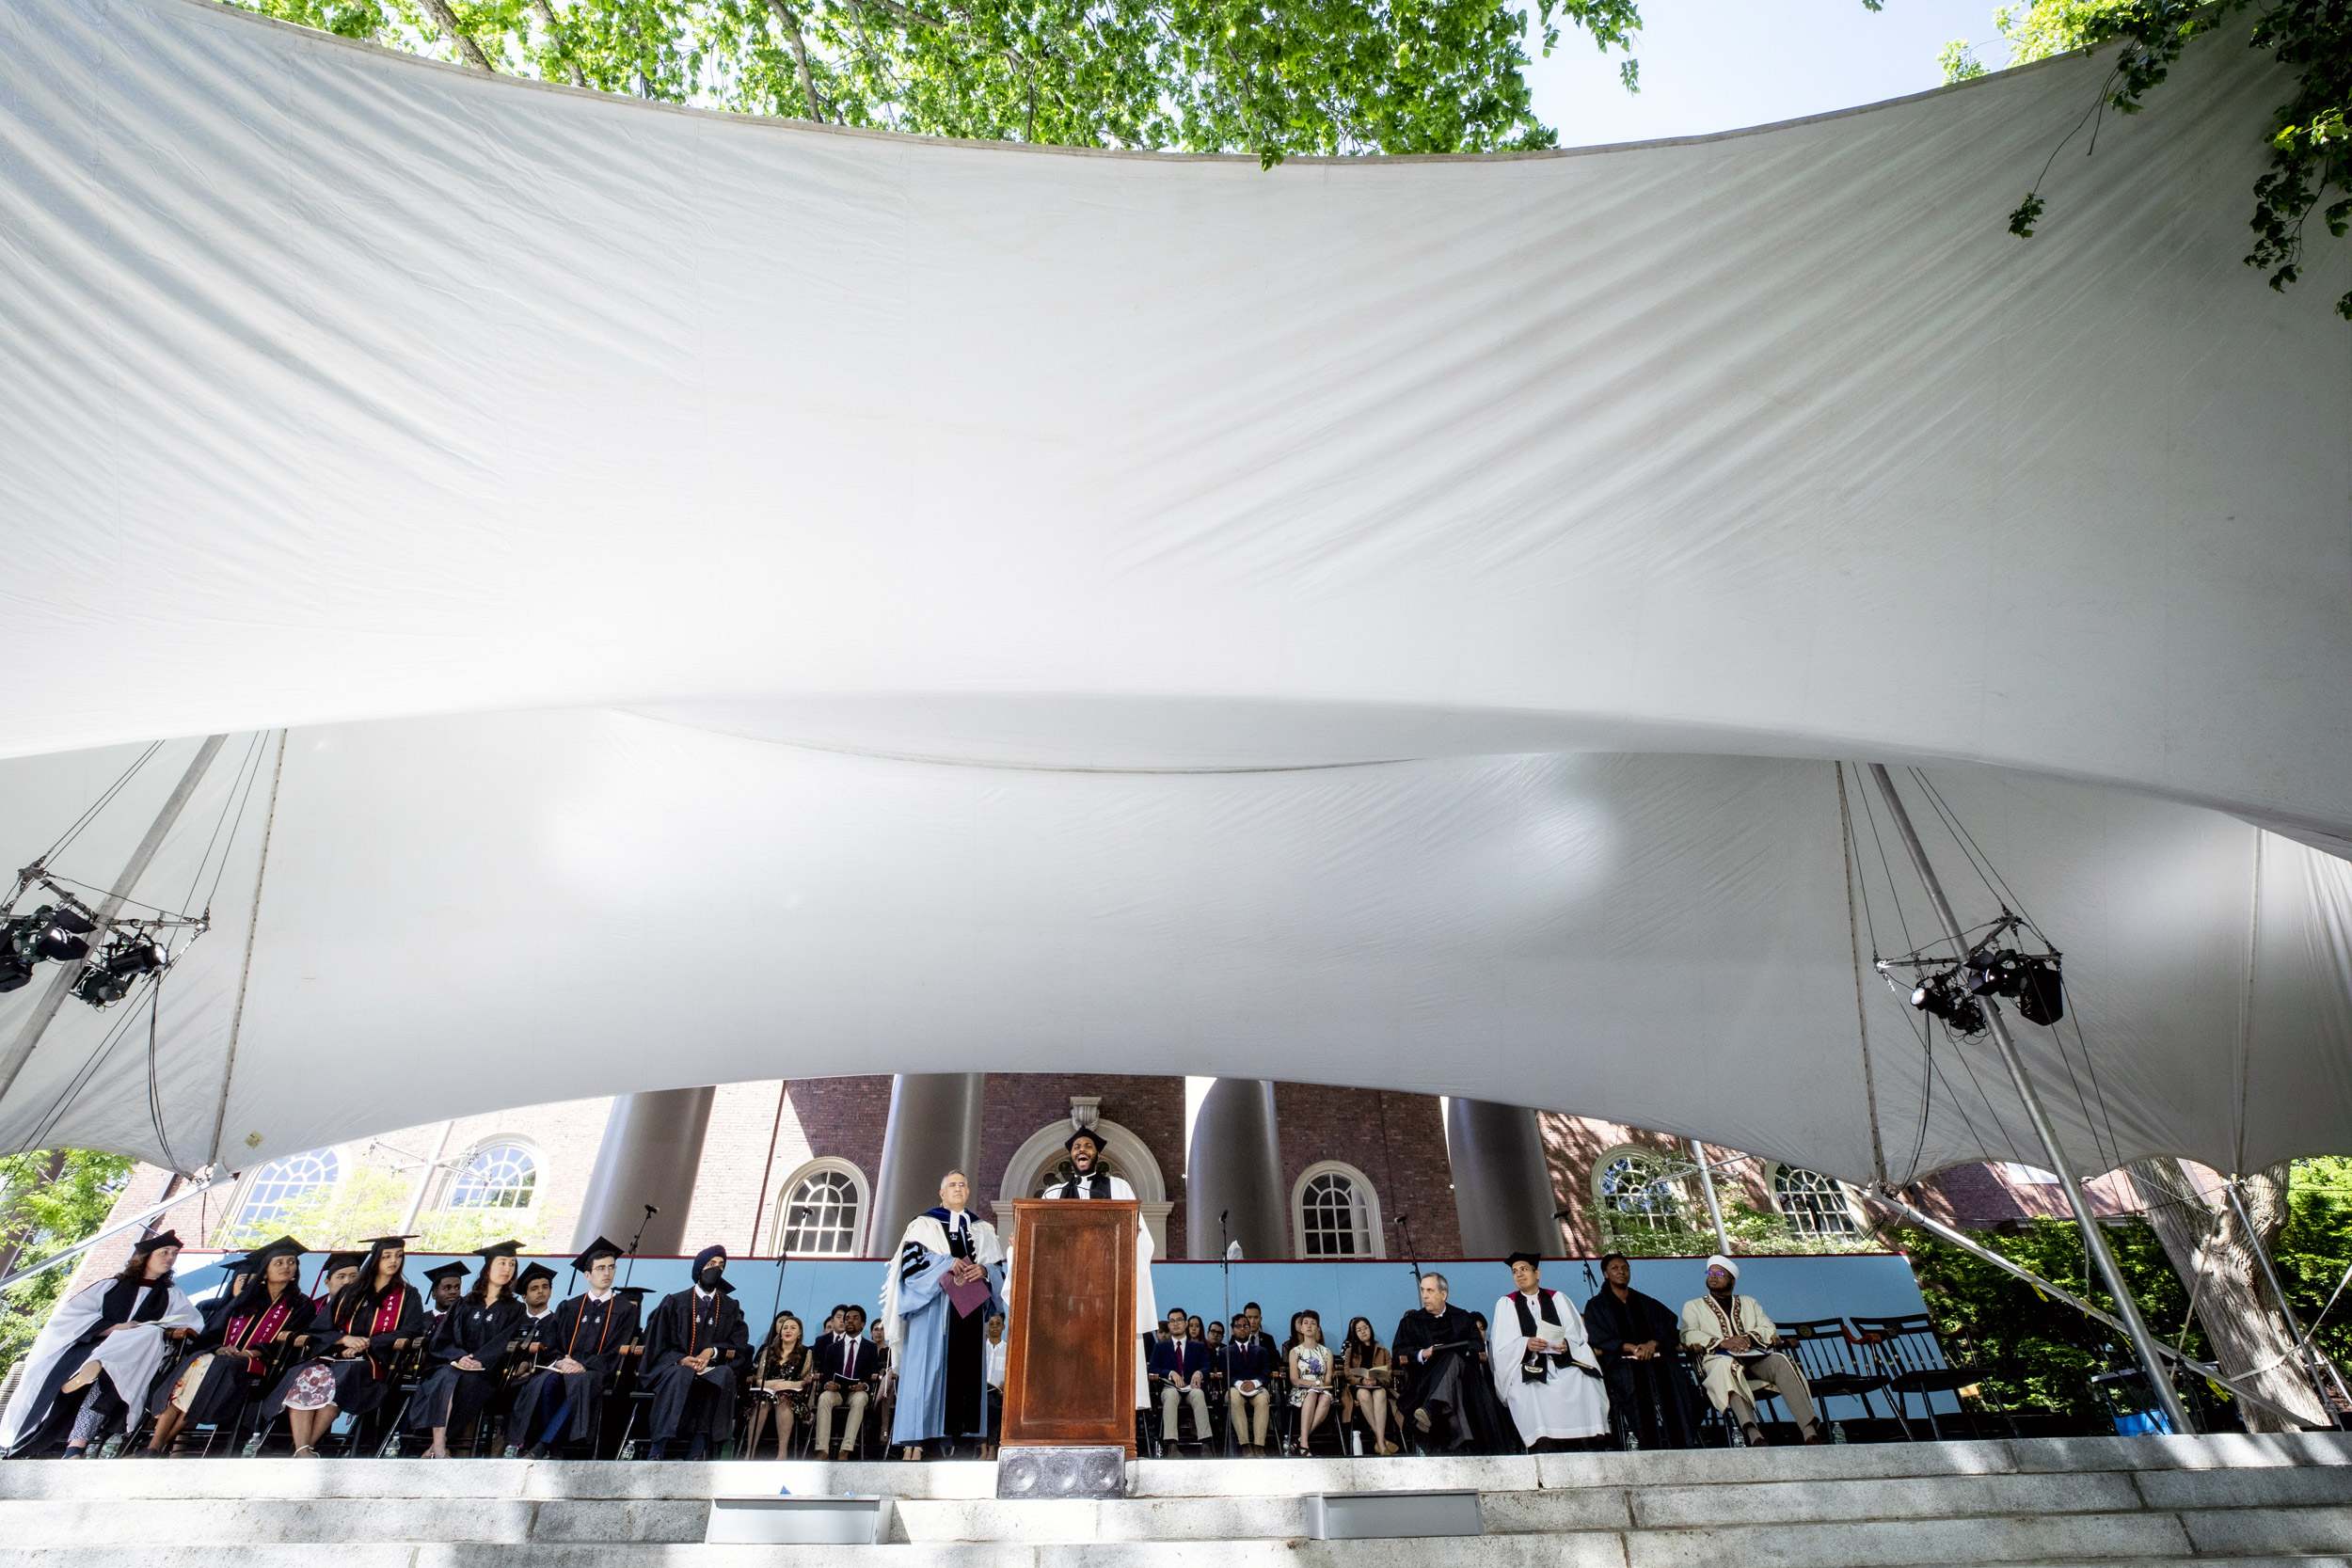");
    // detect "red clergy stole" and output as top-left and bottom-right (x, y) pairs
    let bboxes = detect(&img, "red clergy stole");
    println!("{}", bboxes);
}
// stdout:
(227, 1297), (295, 1374)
